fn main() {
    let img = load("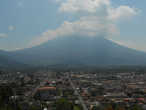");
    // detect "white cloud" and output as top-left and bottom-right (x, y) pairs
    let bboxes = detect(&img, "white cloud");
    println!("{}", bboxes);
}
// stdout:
(8, 25), (15, 31)
(109, 39), (146, 52)
(30, 0), (139, 47)
(0, 33), (8, 38)
(109, 38), (127, 46)
(108, 6), (138, 21)
(59, 0), (110, 13)
(31, 16), (119, 46)
(59, 0), (138, 21)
